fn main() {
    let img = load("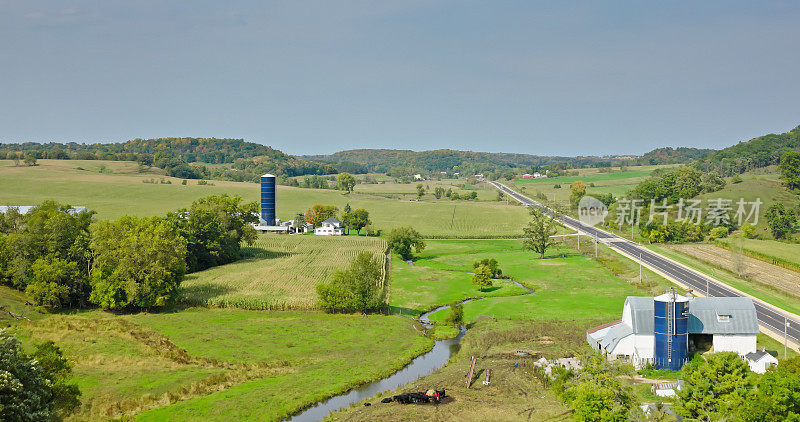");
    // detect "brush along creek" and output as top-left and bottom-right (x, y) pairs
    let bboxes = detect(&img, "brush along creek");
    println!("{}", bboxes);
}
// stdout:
(287, 279), (533, 422)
